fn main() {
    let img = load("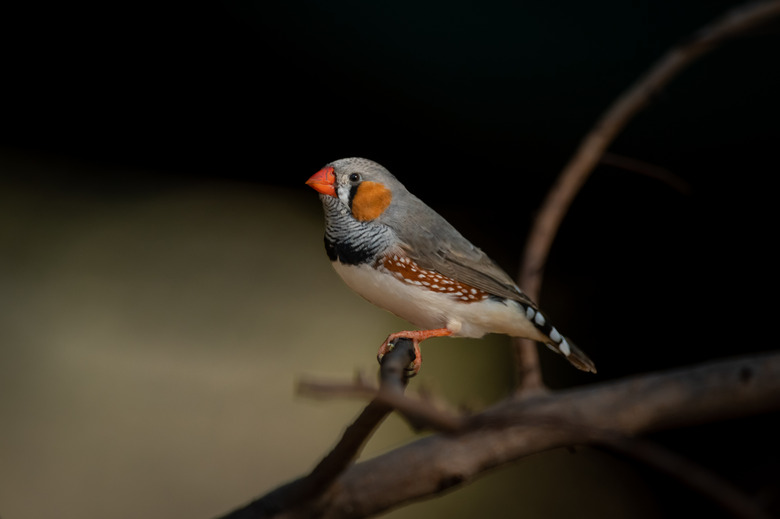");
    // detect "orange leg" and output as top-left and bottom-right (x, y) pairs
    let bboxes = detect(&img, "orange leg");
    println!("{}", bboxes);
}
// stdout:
(377, 328), (453, 376)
